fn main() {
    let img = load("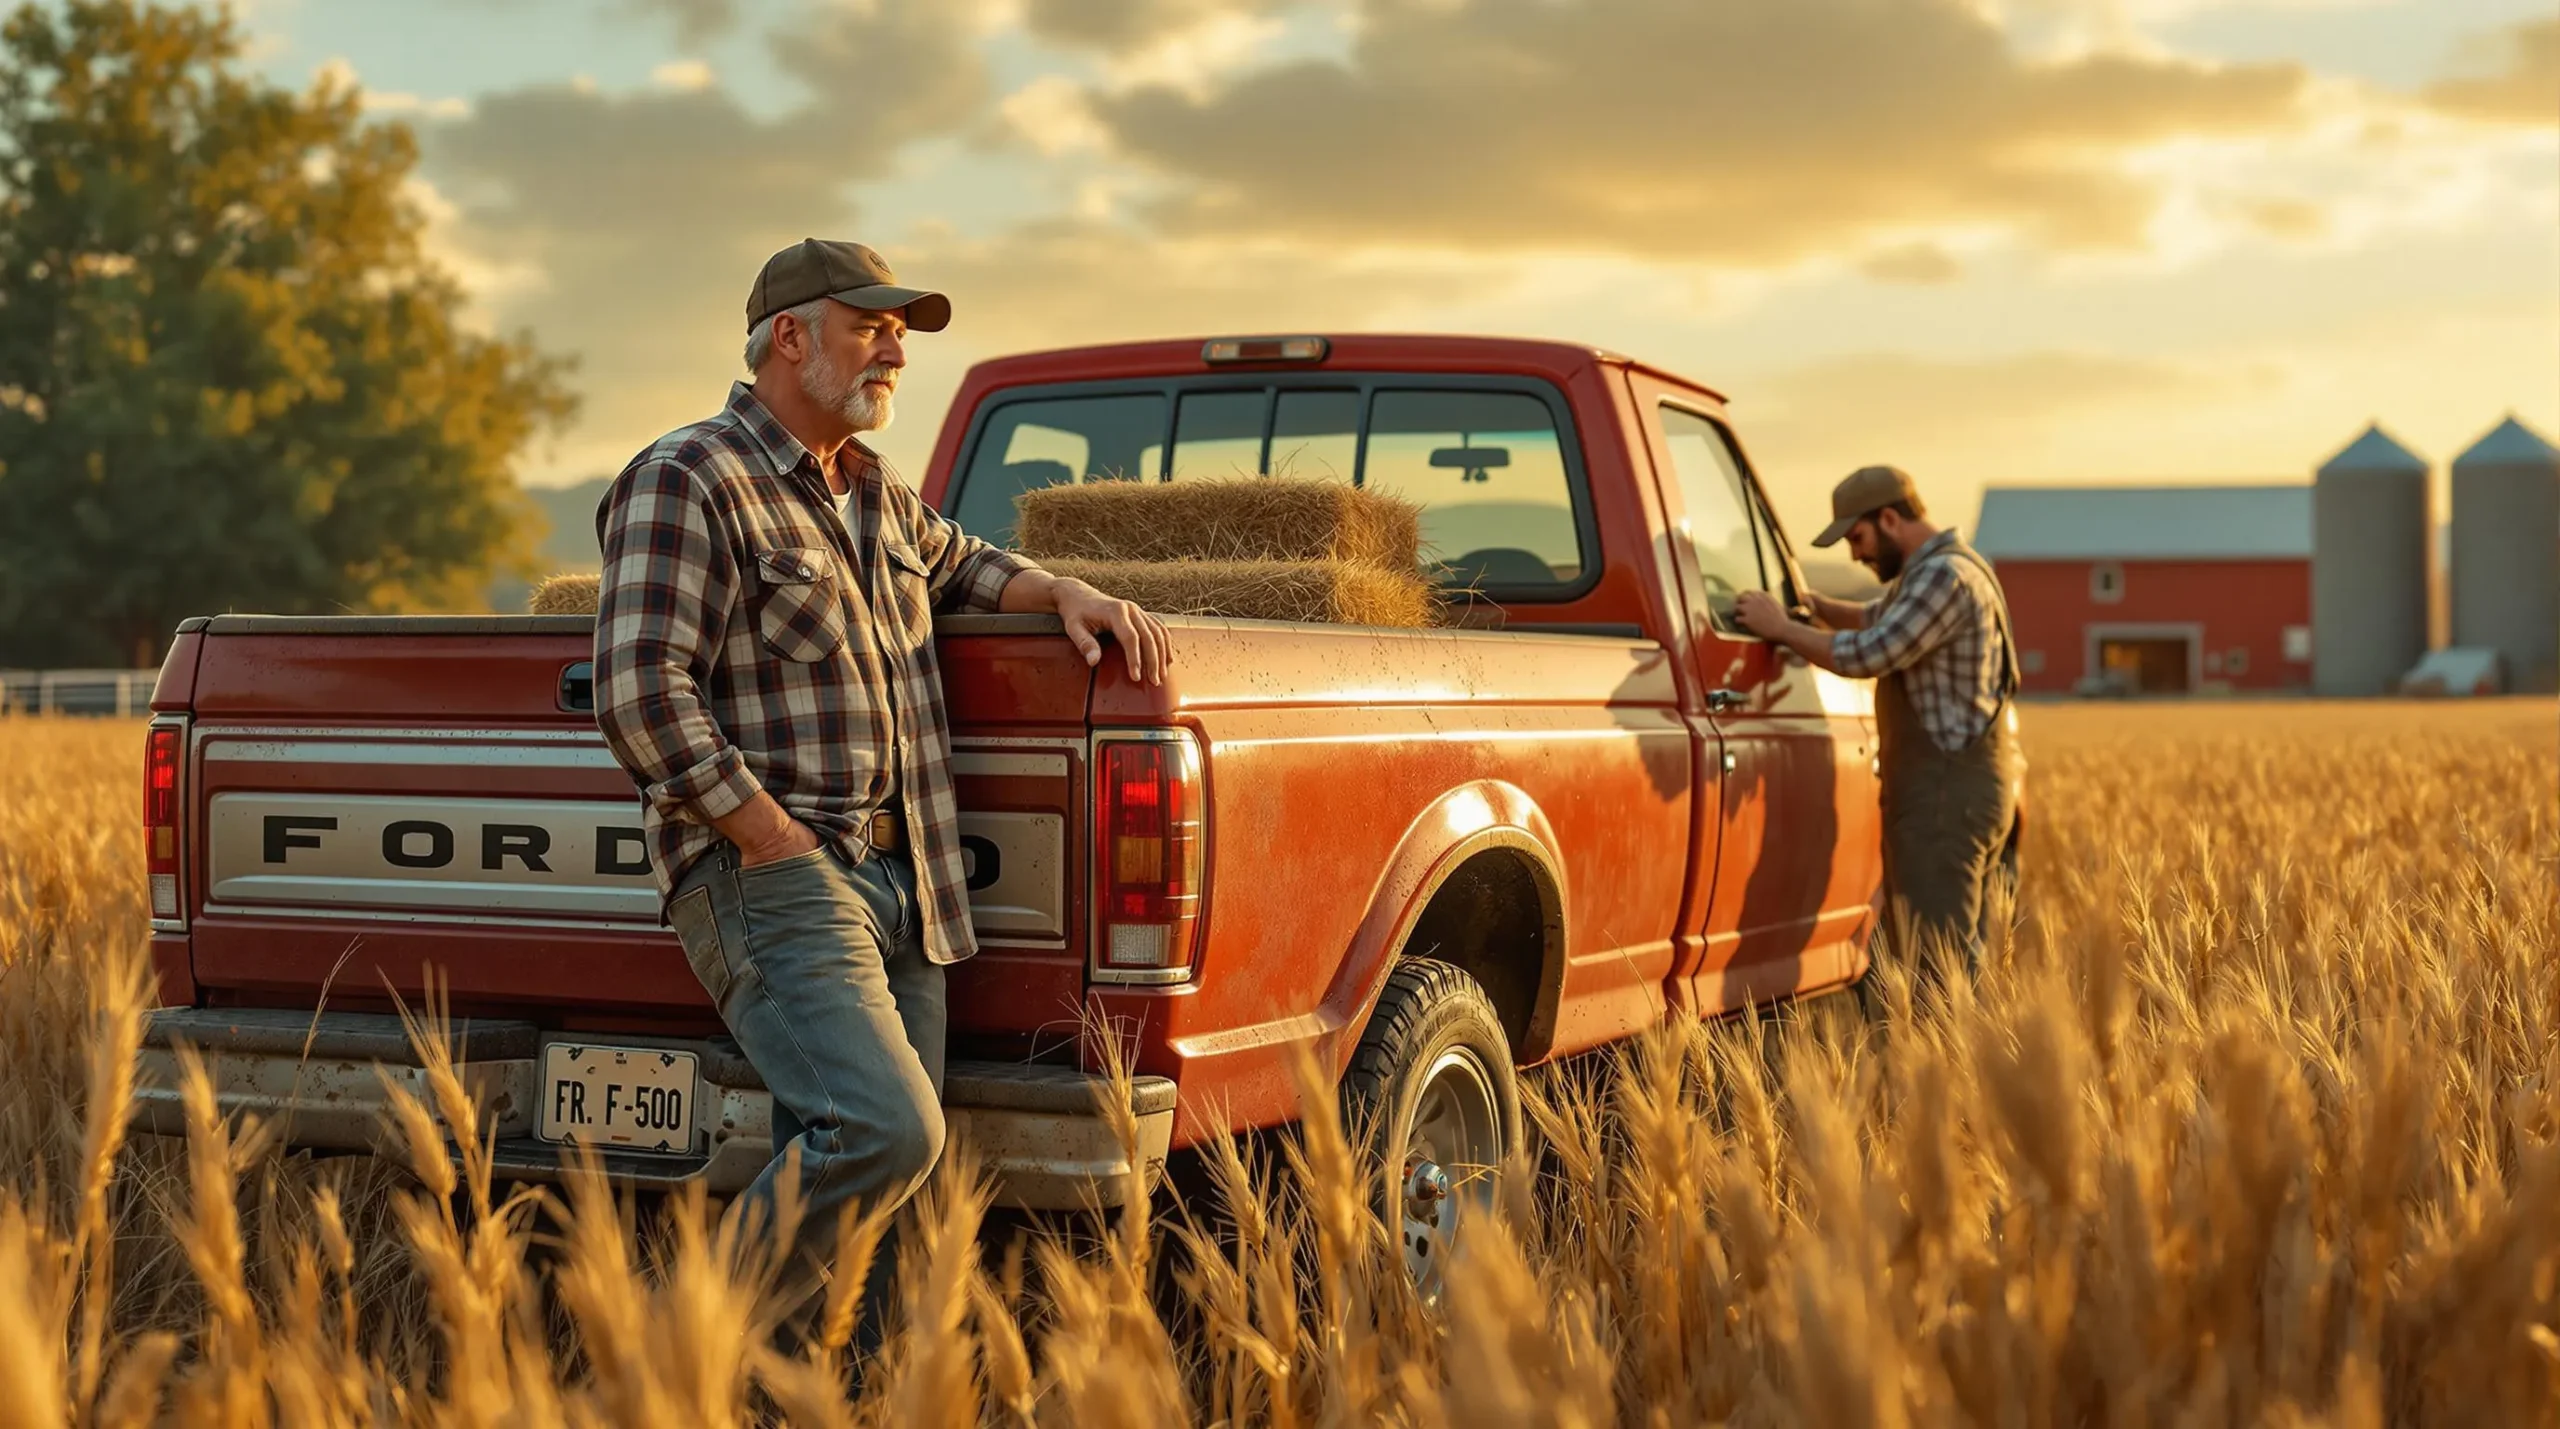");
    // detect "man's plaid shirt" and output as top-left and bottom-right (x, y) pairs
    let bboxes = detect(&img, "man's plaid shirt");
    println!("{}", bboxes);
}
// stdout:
(593, 382), (1035, 965)
(1830, 530), (2019, 753)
